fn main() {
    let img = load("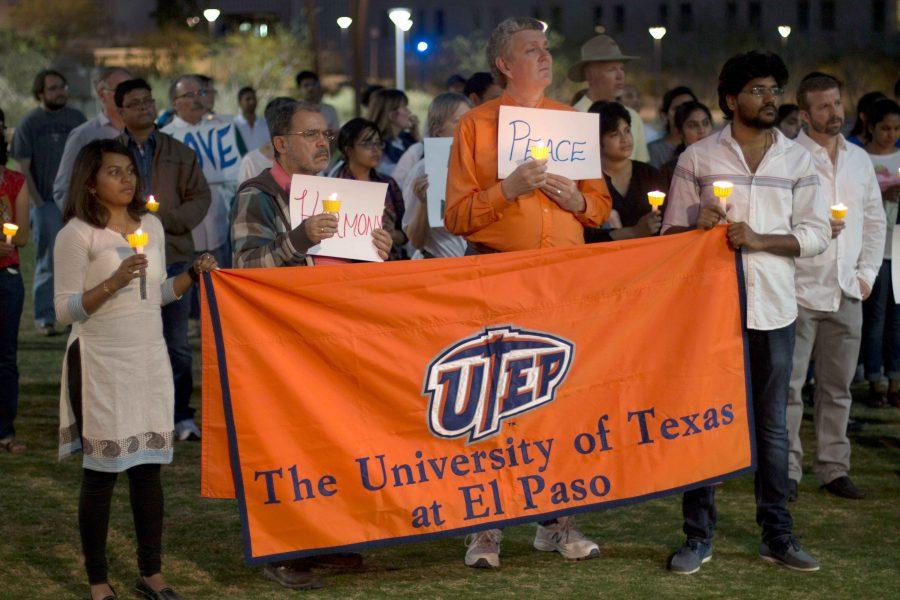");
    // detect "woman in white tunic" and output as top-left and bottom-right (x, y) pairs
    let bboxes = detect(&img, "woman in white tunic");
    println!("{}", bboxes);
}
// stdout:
(54, 139), (217, 600)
